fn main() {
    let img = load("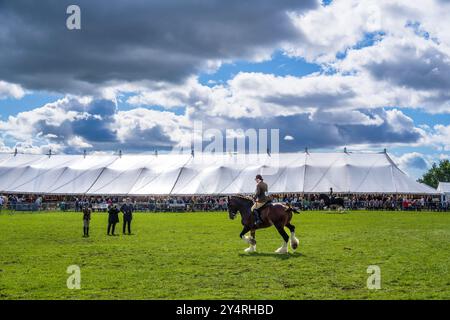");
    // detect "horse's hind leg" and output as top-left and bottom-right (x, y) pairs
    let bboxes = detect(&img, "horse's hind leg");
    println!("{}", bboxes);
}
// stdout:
(275, 225), (289, 254)
(286, 223), (299, 251)
(244, 230), (257, 253)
